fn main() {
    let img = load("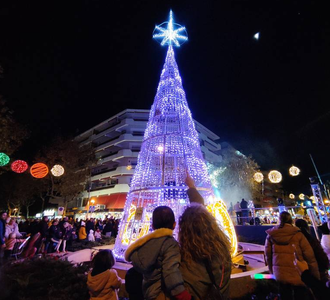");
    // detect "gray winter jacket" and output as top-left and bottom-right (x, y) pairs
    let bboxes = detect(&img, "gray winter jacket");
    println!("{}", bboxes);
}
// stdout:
(124, 228), (185, 300)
